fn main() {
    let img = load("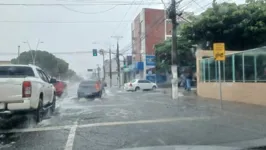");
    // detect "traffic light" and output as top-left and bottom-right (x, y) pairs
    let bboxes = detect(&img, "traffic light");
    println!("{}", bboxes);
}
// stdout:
(92, 49), (97, 56)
